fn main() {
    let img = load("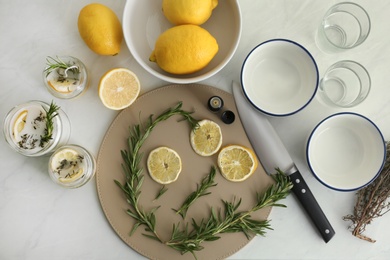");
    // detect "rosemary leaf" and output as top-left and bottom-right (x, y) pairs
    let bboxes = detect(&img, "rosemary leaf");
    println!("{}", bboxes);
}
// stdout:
(44, 56), (79, 77)
(154, 185), (168, 201)
(174, 166), (217, 219)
